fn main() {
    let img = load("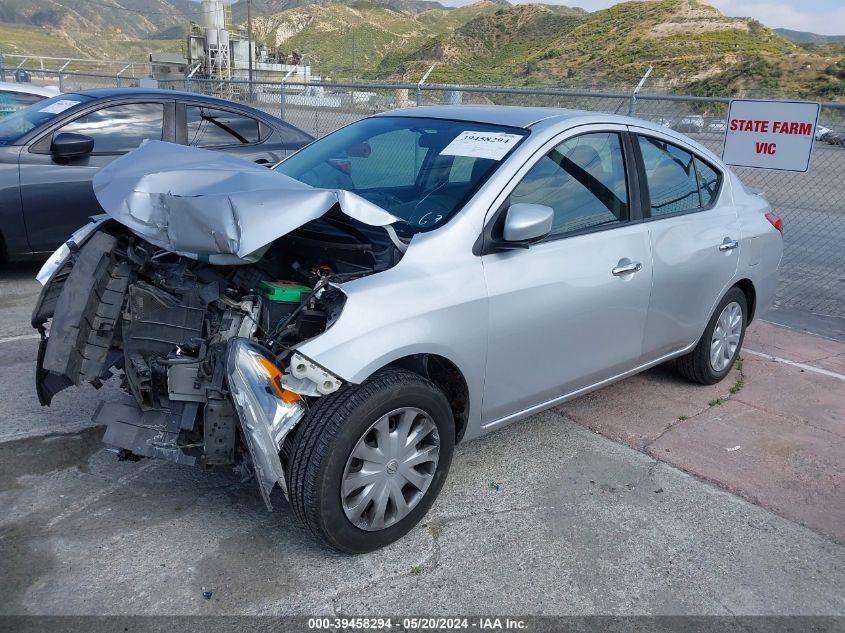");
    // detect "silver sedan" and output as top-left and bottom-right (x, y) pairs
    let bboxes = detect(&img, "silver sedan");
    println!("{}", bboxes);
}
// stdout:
(34, 107), (783, 553)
